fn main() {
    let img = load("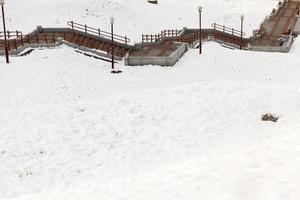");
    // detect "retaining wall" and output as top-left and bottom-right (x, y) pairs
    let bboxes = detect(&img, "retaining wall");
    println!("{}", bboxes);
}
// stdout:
(0, 37), (121, 60)
(125, 43), (188, 66)
(249, 34), (293, 53)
